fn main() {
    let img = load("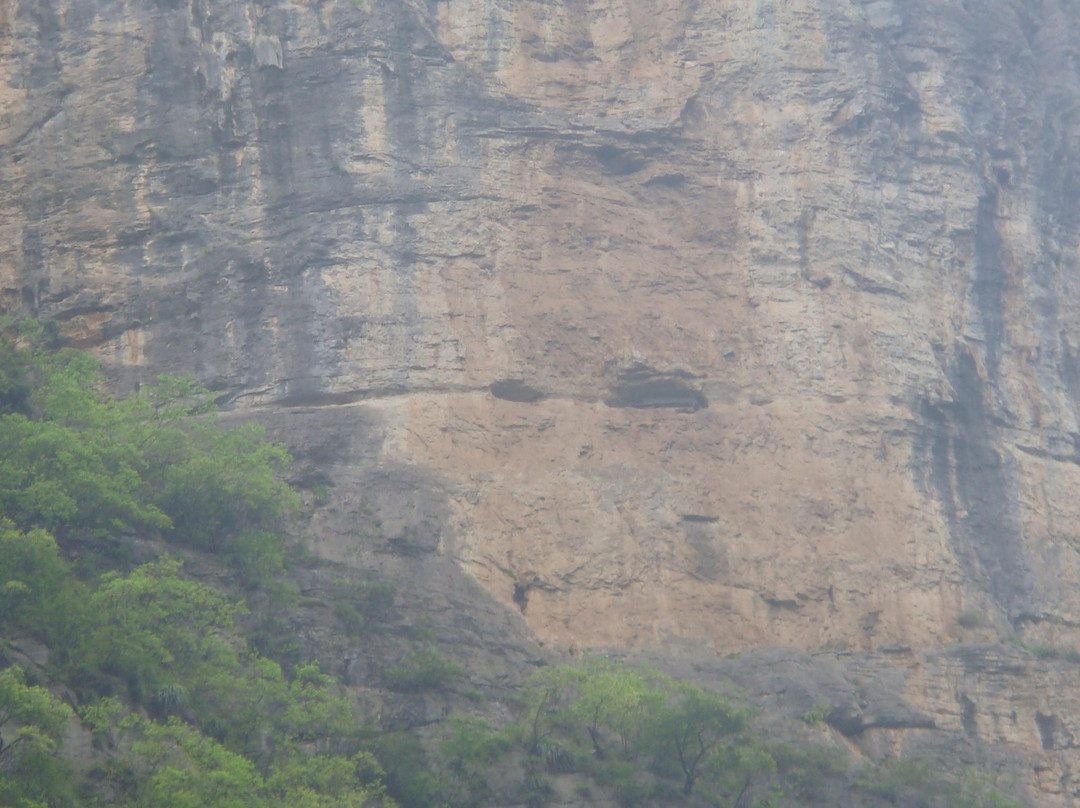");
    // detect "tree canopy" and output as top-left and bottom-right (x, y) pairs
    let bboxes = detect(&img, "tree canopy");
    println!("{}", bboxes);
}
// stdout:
(0, 325), (393, 807)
